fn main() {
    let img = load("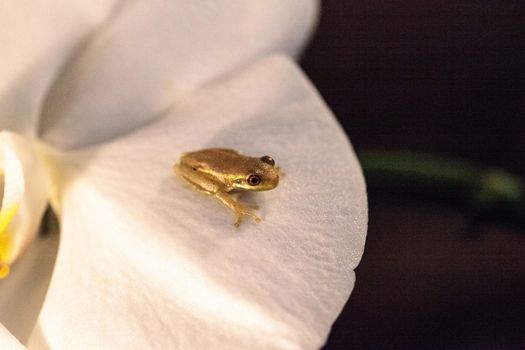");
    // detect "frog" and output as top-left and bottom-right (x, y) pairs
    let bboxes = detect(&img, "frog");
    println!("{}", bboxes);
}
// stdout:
(173, 148), (281, 227)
